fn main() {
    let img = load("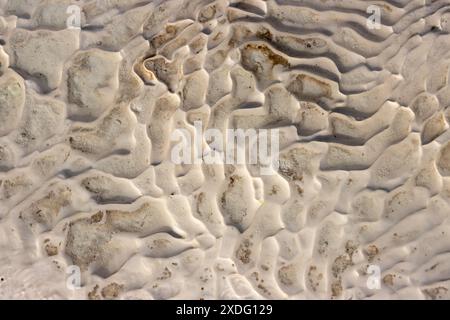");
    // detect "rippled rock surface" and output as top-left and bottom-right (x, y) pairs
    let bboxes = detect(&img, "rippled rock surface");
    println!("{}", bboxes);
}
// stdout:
(1, 0), (450, 299)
